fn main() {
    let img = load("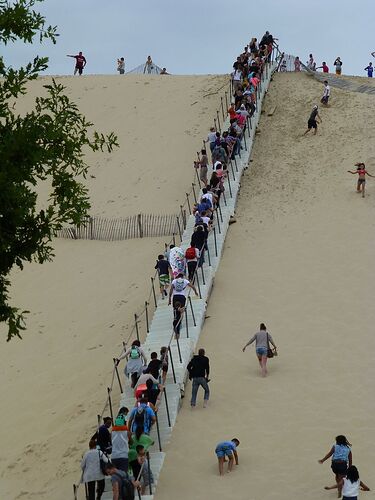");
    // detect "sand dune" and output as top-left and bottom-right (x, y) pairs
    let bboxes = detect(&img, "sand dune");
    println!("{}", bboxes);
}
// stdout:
(0, 74), (227, 499)
(155, 72), (375, 499)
